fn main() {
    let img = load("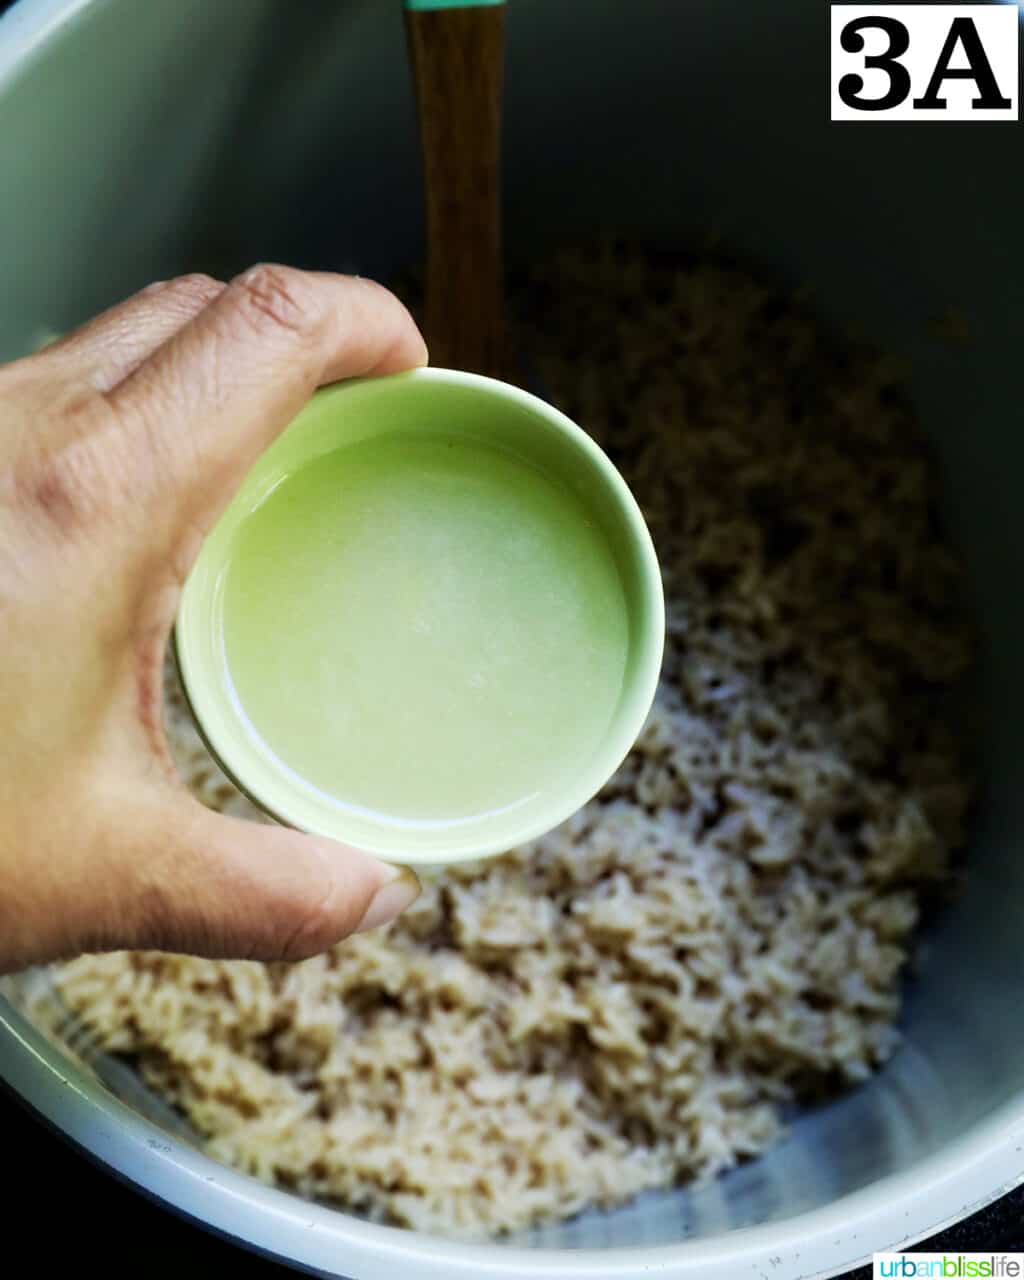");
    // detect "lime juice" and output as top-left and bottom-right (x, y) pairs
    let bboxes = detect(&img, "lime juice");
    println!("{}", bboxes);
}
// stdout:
(220, 432), (630, 829)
